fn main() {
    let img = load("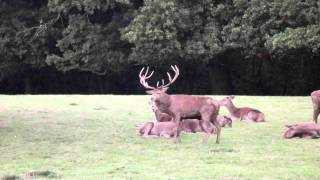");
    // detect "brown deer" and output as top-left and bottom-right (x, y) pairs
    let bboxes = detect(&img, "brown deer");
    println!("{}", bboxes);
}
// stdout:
(311, 90), (320, 124)
(217, 115), (232, 127)
(283, 122), (320, 139)
(139, 121), (176, 137)
(220, 96), (265, 122)
(139, 65), (221, 144)
(151, 100), (231, 127)
(149, 100), (172, 122)
(138, 119), (217, 137)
